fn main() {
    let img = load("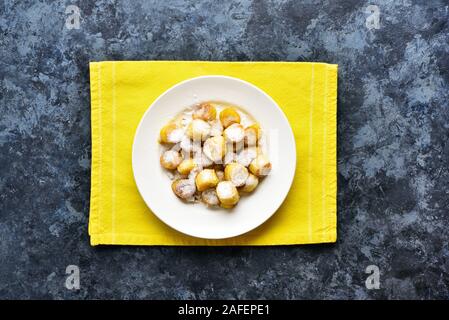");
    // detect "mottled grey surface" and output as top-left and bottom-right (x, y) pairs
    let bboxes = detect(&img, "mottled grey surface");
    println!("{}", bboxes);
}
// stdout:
(0, 0), (448, 299)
